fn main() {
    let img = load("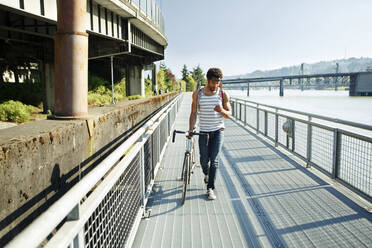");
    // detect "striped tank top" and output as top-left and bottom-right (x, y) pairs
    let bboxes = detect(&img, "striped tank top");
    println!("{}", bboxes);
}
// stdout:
(198, 88), (225, 132)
